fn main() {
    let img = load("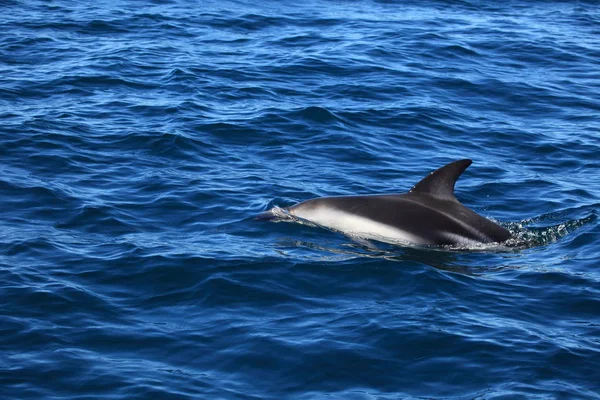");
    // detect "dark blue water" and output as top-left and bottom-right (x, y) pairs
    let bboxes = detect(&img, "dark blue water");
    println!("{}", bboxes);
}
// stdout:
(1, 0), (600, 398)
